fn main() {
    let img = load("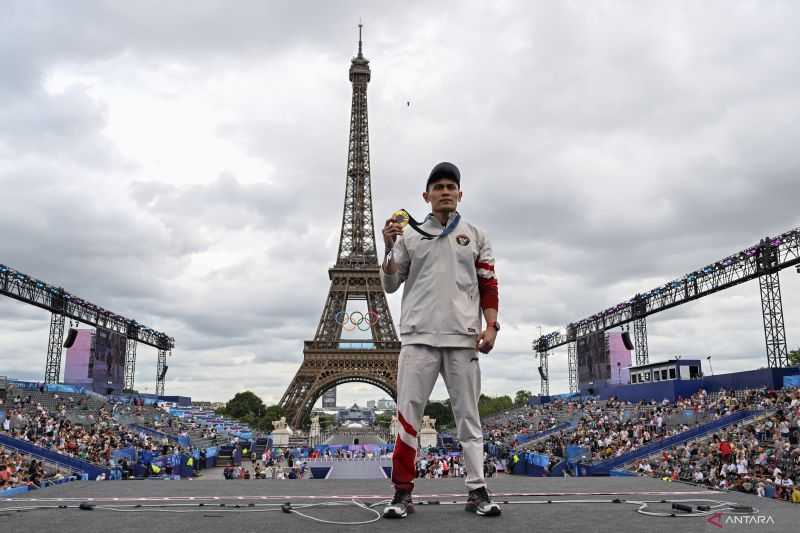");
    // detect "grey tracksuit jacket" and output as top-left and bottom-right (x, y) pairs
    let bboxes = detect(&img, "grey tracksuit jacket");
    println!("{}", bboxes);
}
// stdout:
(380, 211), (497, 348)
